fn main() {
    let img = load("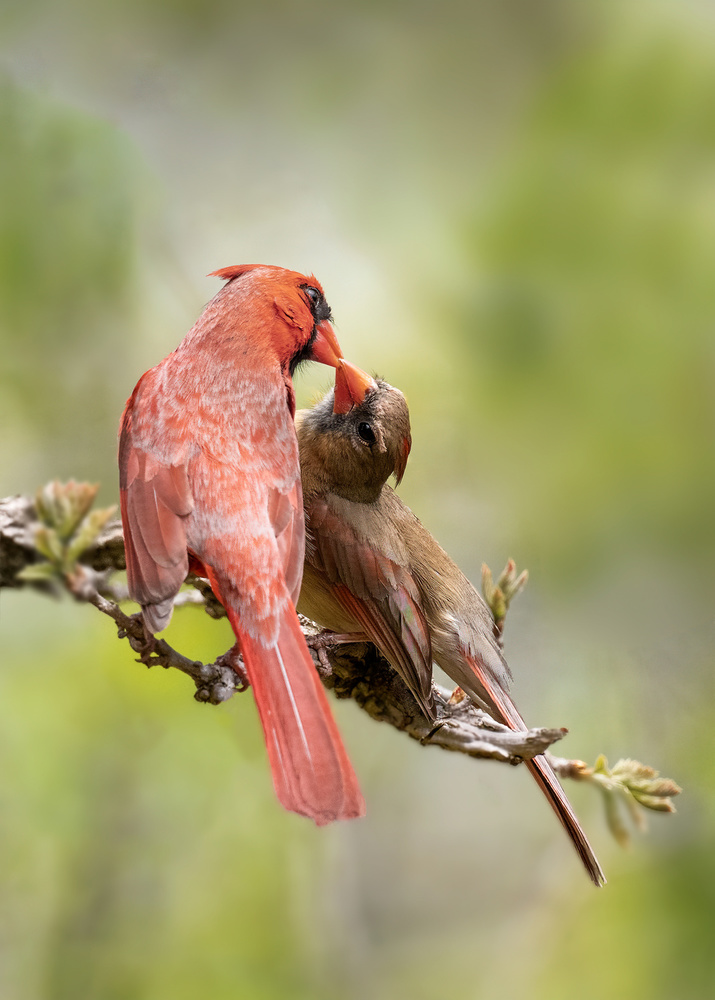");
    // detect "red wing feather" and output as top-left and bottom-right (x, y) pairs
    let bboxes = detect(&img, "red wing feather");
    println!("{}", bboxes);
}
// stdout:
(119, 402), (194, 629)
(267, 480), (305, 607)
